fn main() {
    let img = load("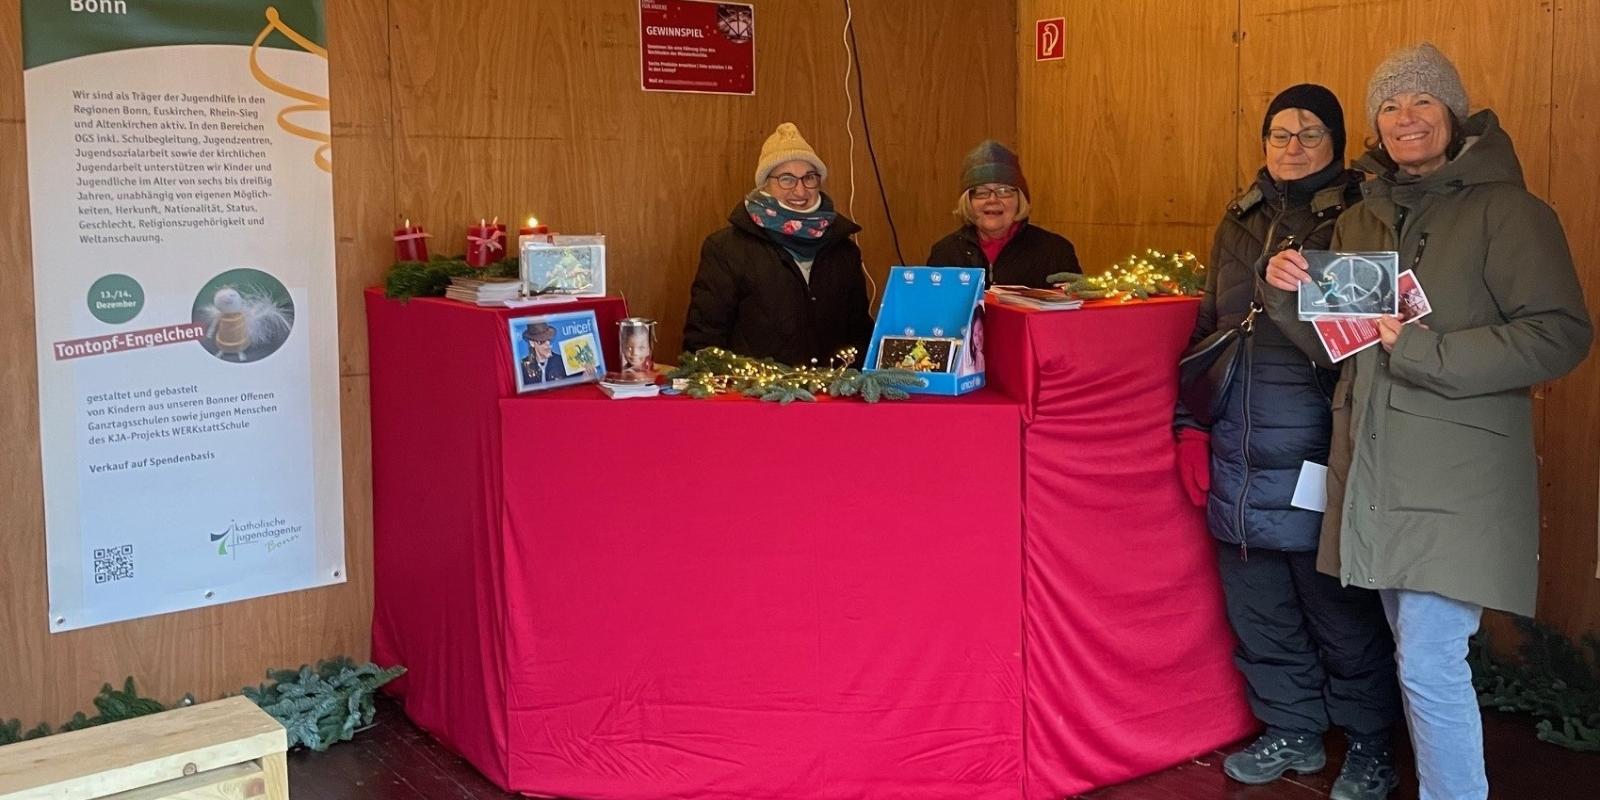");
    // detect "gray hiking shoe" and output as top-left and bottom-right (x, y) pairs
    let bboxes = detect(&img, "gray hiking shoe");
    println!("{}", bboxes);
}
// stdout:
(1330, 740), (1399, 800)
(1222, 732), (1327, 785)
